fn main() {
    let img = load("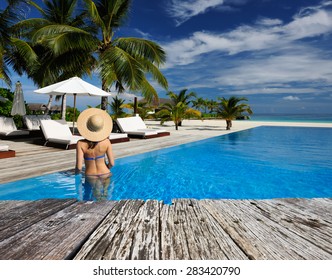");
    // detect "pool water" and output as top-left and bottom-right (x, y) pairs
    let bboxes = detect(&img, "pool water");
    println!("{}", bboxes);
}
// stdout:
(0, 126), (331, 204)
